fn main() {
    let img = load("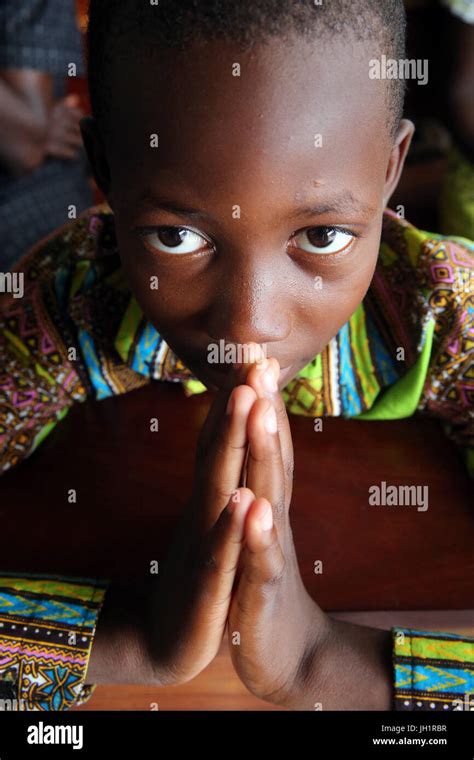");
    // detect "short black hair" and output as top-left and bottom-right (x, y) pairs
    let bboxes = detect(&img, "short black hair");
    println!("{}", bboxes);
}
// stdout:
(87, 0), (407, 140)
